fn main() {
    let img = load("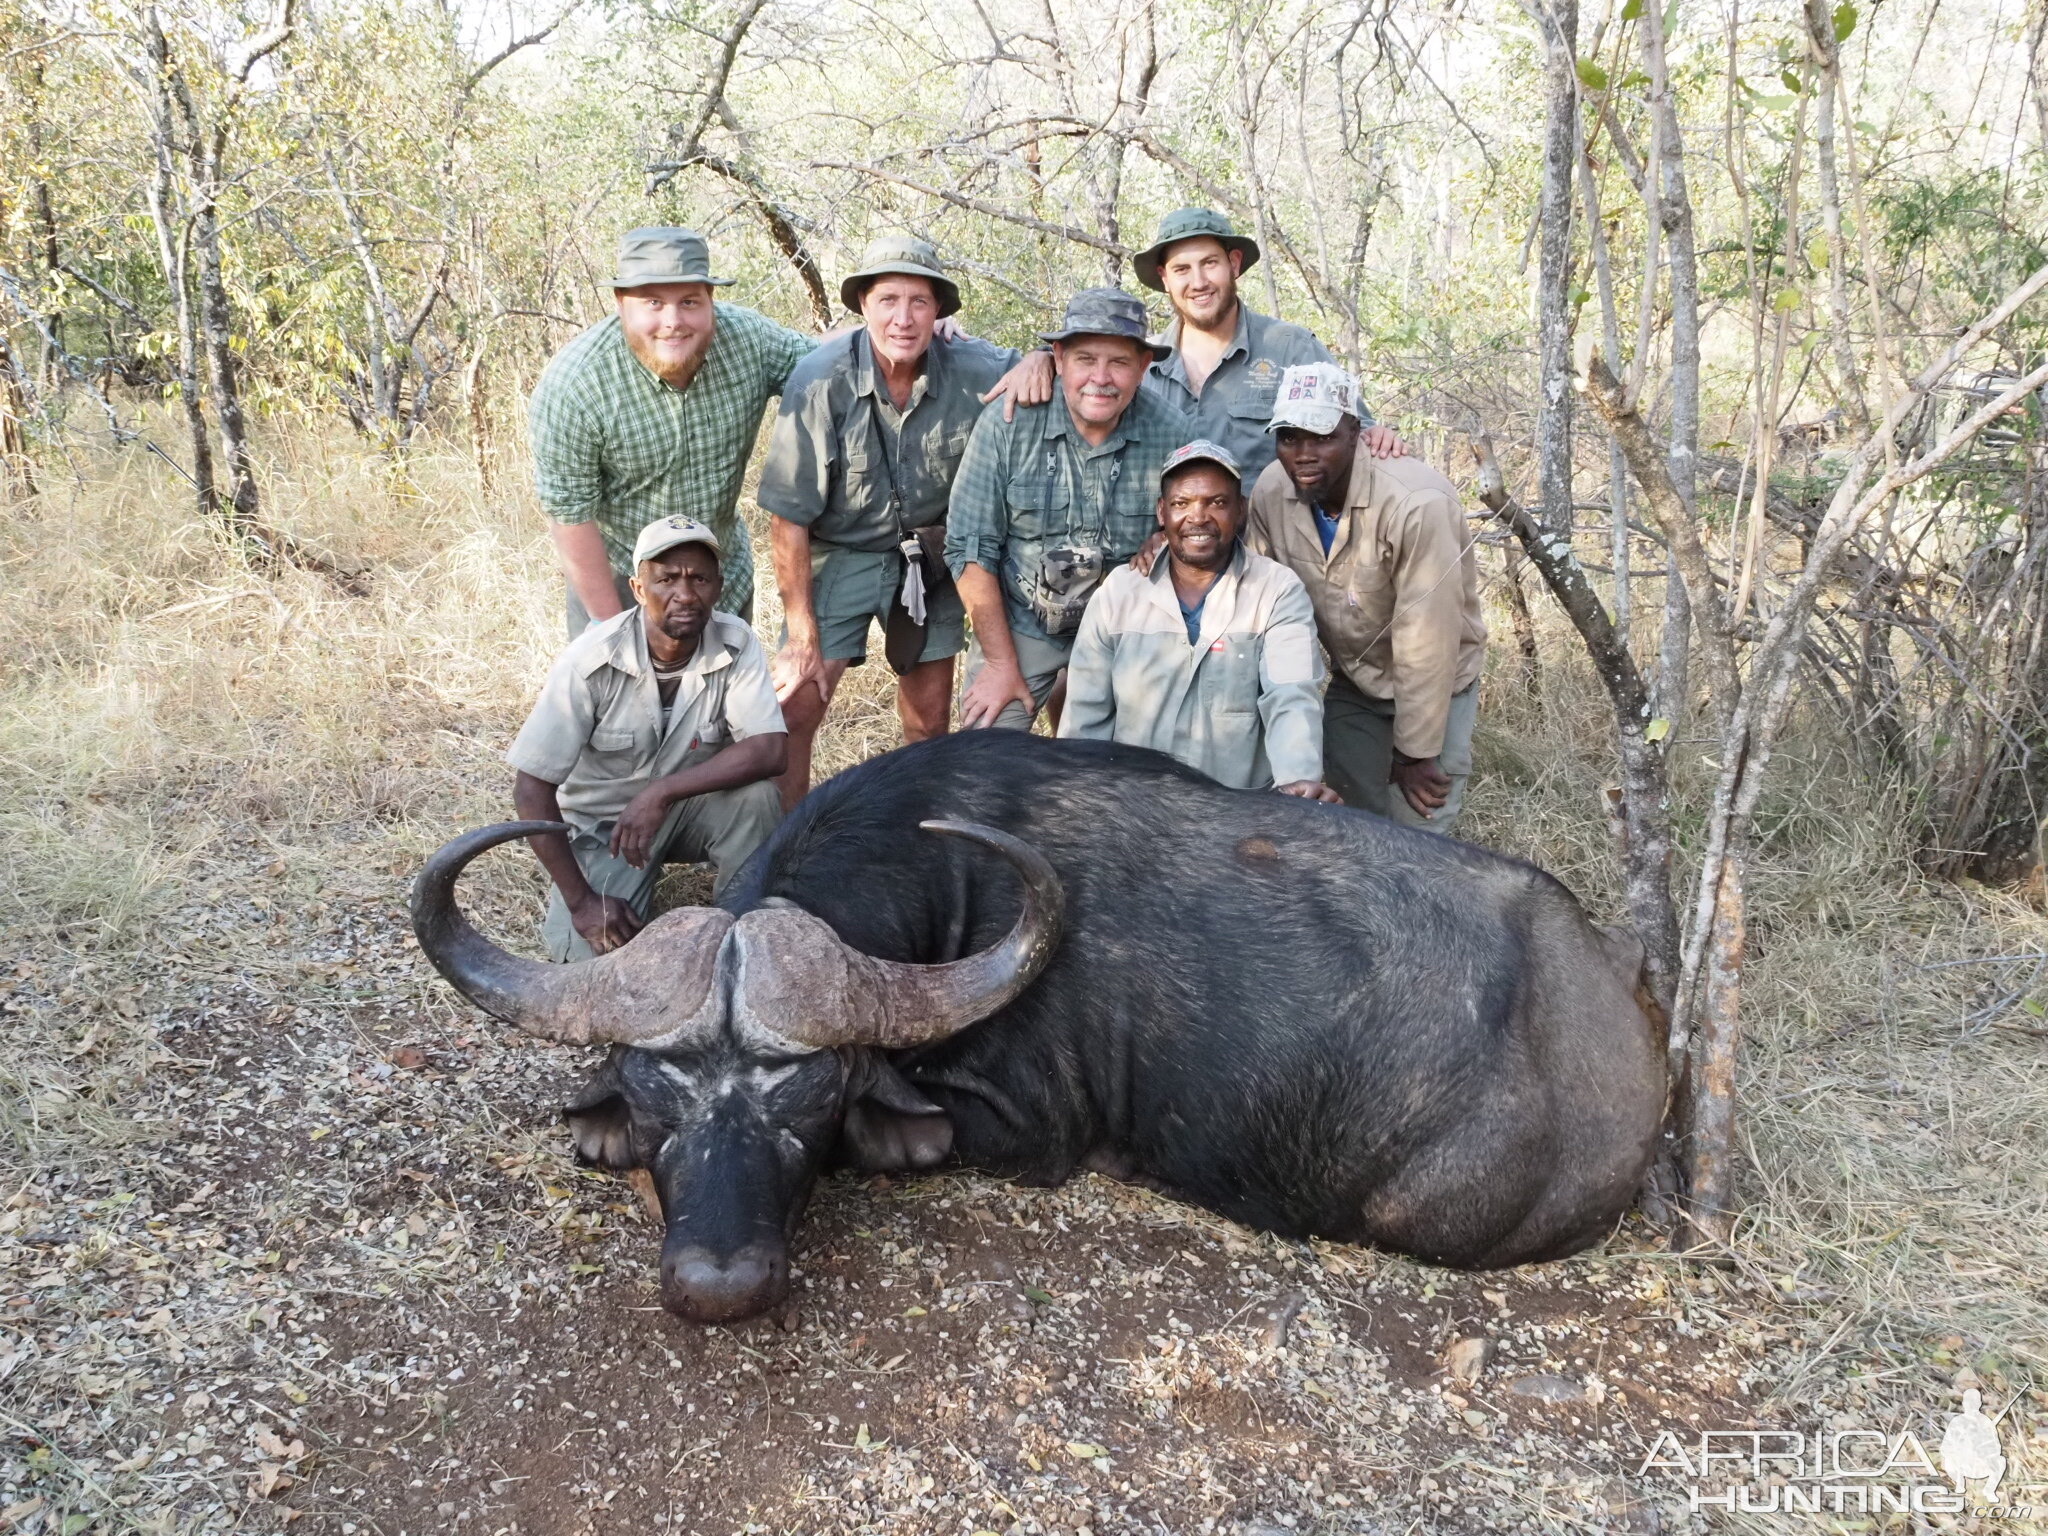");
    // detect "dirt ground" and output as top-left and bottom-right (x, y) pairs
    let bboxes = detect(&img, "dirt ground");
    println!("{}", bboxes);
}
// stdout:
(5, 432), (2047, 1534)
